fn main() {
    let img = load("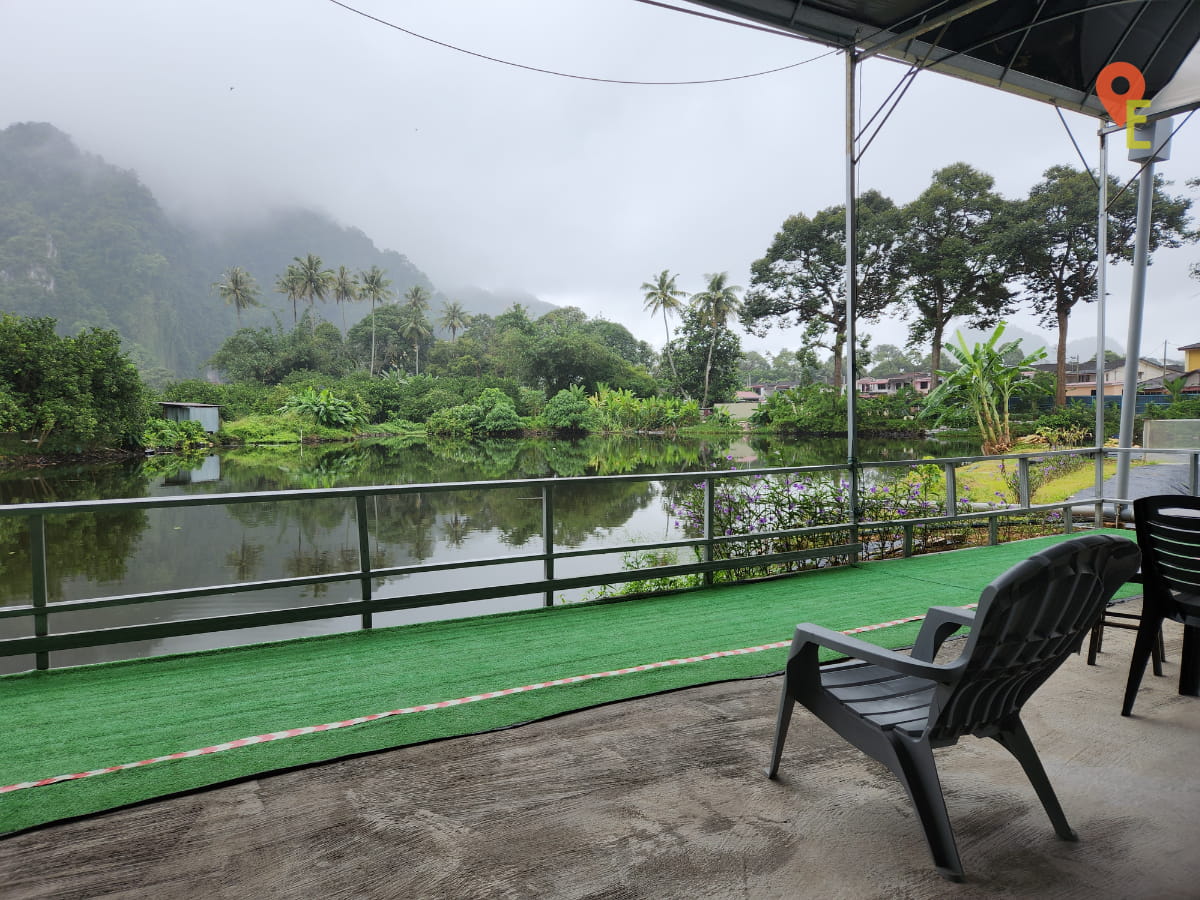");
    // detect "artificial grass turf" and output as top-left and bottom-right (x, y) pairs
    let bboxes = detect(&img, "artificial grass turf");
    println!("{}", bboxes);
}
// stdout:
(0, 530), (1138, 835)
